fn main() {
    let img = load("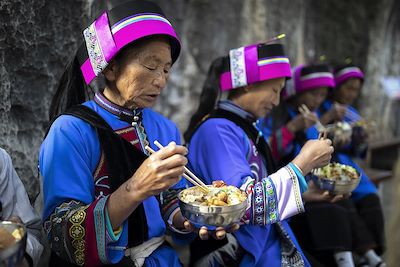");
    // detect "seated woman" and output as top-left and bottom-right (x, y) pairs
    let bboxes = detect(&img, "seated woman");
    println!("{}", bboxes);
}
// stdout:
(261, 64), (385, 267)
(40, 1), (227, 266)
(318, 63), (386, 266)
(258, 64), (334, 164)
(184, 42), (334, 267)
